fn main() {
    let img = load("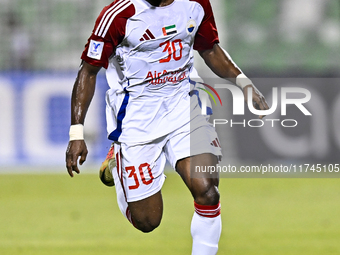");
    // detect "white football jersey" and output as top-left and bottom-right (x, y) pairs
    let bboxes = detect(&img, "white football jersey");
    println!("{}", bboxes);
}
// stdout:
(82, 0), (219, 143)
